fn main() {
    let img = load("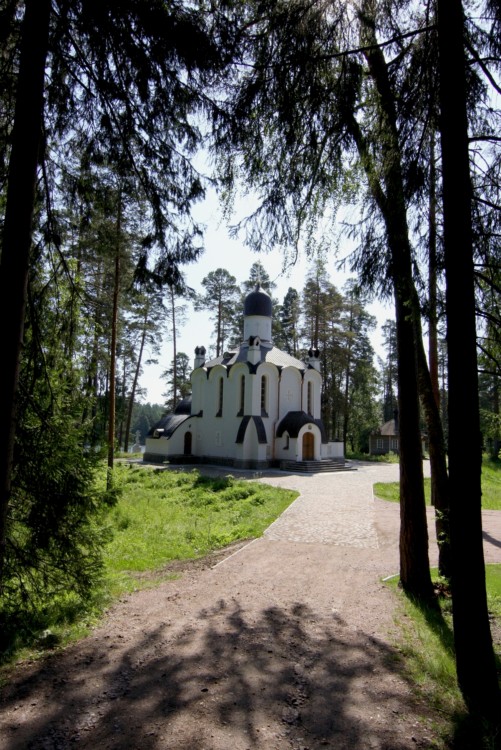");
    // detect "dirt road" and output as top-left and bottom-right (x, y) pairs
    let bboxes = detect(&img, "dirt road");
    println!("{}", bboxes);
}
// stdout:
(1, 461), (500, 750)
